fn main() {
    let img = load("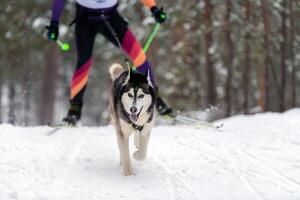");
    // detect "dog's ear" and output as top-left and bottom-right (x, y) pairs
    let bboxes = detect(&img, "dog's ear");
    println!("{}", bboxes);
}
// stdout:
(122, 68), (132, 86)
(146, 69), (154, 88)
(123, 62), (136, 86)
